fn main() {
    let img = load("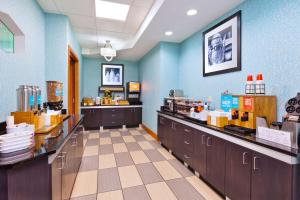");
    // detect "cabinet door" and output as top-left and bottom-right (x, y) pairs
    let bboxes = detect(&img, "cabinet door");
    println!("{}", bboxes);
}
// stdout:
(125, 108), (141, 126)
(51, 153), (63, 200)
(206, 135), (226, 194)
(175, 124), (194, 167)
(163, 118), (173, 150)
(157, 116), (166, 142)
(81, 109), (100, 129)
(251, 152), (292, 200)
(62, 139), (74, 200)
(193, 131), (207, 178)
(225, 143), (251, 200)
